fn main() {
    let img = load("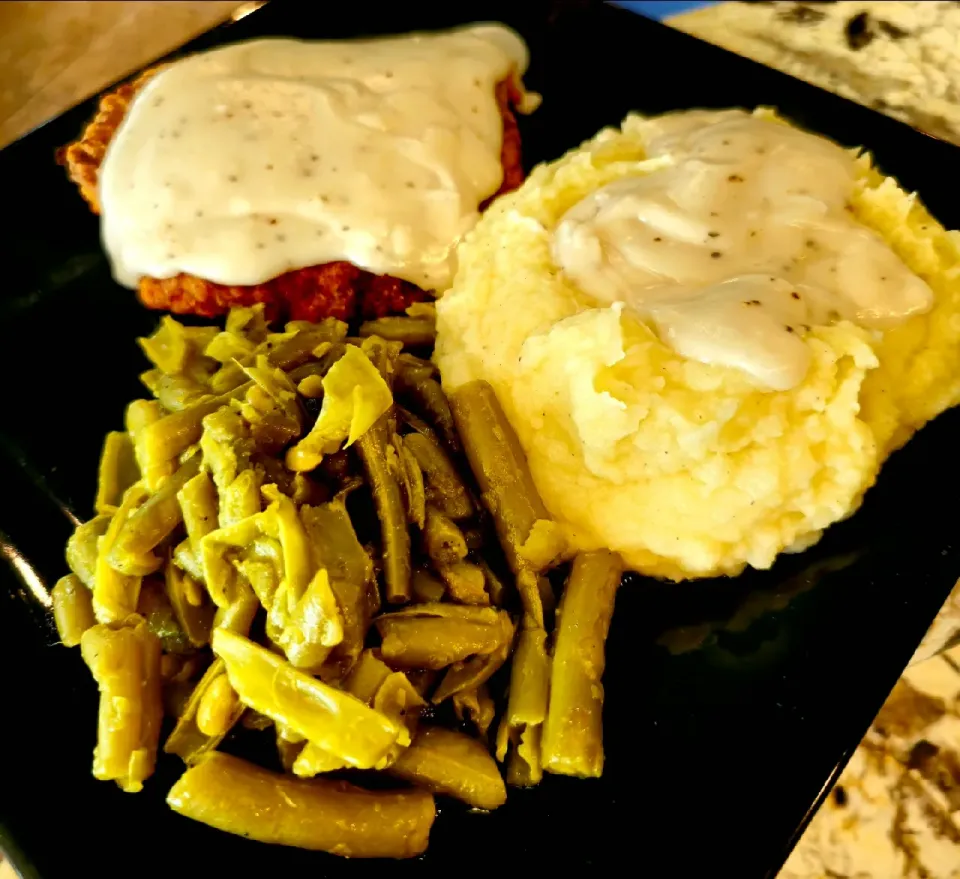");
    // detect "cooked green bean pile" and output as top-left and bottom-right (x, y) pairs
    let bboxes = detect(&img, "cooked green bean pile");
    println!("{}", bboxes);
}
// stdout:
(53, 303), (623, 859)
